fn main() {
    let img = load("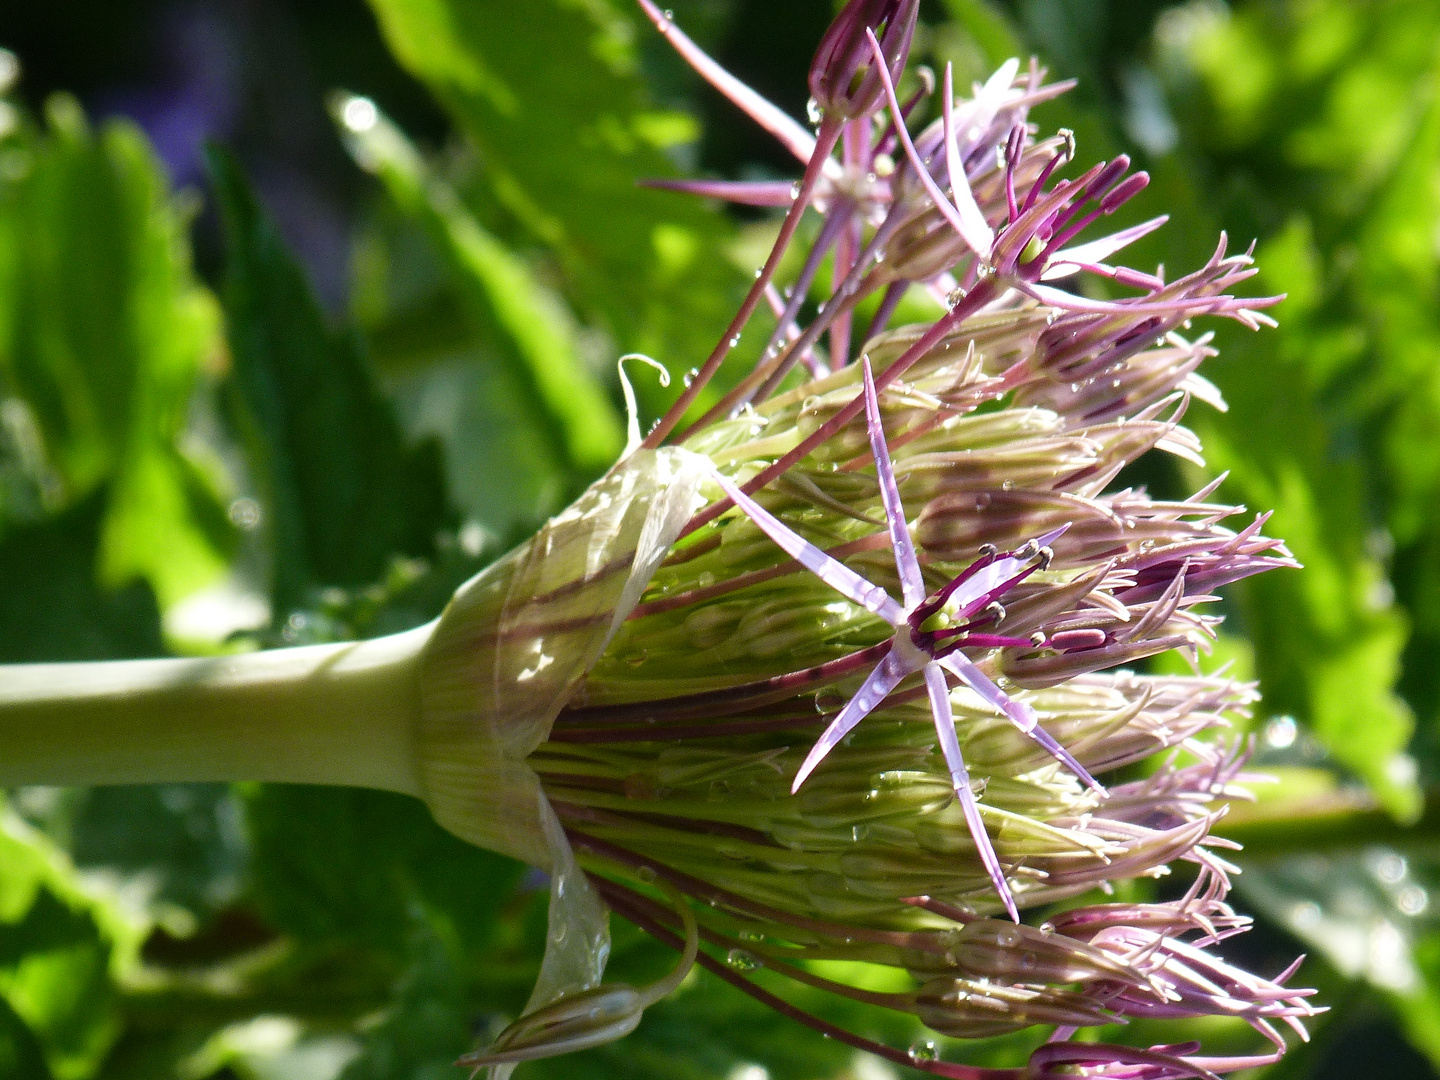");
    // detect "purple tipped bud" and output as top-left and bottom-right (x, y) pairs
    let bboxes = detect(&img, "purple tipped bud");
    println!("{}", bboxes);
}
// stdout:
(1081, 155), (1132, 202)
(808, 0), (919, 122)
(1101, 172), (1151, 214)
